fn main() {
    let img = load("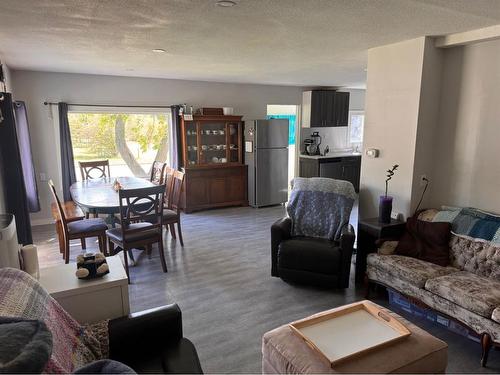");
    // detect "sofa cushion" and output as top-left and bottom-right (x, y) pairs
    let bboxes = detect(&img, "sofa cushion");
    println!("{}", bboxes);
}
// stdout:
(492, 307), (500, 324)
(449, 233), (500, 281)
(278, 238), (340, 275)
(425, 271), (500, 318)
(367, 254), (456, 288)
